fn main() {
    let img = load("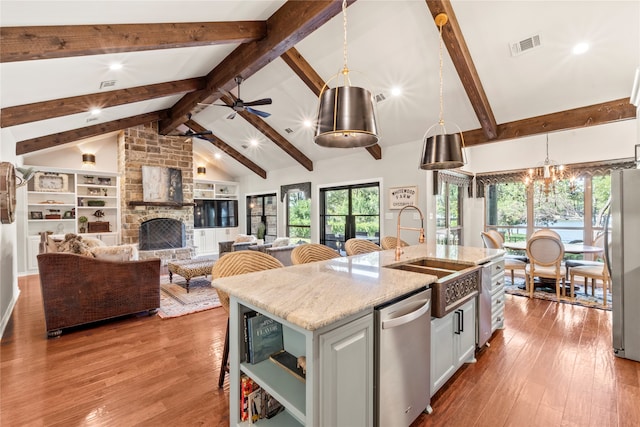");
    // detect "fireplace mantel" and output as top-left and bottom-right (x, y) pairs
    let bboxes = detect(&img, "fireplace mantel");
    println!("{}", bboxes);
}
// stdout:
(128, 201), (195, 208)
